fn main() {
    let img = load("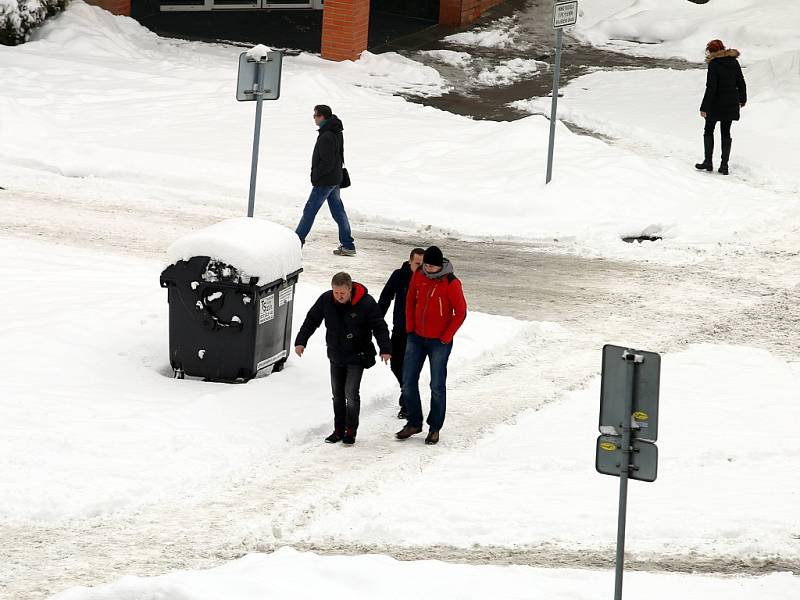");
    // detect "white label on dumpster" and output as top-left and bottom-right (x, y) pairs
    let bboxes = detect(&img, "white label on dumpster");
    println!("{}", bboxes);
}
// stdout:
(278, 287), (293, 307)
(259, 295), (275, 324)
